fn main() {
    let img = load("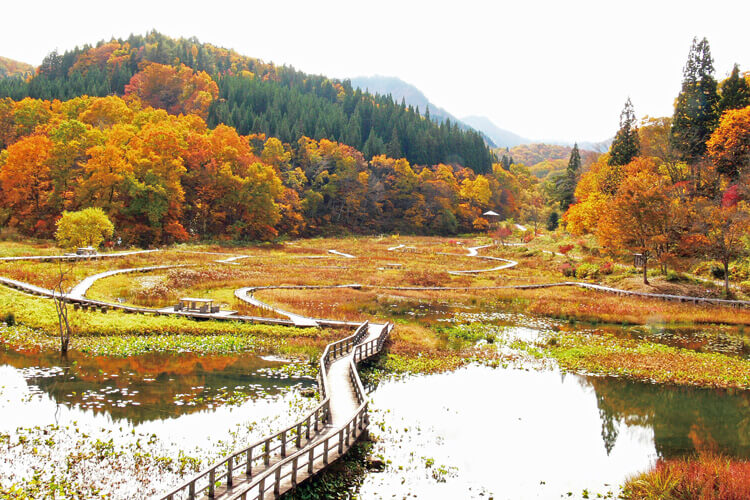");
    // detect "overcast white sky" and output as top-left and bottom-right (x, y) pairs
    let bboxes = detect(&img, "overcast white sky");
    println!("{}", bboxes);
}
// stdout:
(2, 0), (748, 143)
